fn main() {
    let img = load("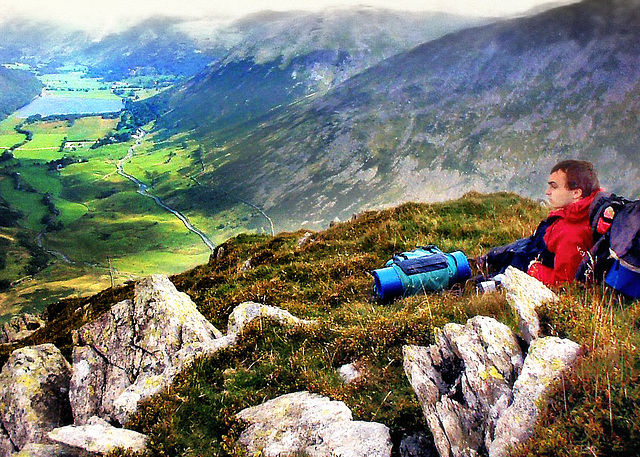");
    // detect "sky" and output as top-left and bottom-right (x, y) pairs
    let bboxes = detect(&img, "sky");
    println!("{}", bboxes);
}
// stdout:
(1, 0), (579, 36)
